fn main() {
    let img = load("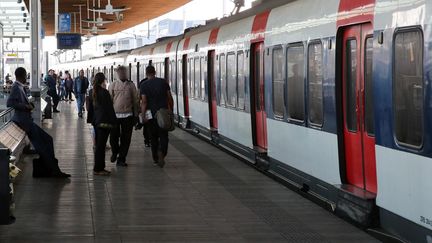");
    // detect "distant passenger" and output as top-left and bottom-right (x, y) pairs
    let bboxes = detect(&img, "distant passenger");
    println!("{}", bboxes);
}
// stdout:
(108, 66), (139, 167)
(7, 67), (70, 178)
(57, 71), (63, 97)
(87, 73), (117, 176)
(65, 73), (74, 102)
(59, 75), (66, 101)
(45, 69), (60, 113)
(140, 66), (174, 168)
(74, 70), (89, 118)
(5, 73), (11, 83)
